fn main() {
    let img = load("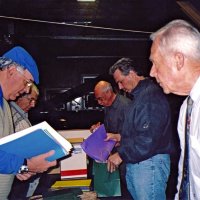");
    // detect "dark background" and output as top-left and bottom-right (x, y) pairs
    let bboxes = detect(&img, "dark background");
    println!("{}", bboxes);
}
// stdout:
(1, 1), (200, 199)
(0, 0), (198, 130)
